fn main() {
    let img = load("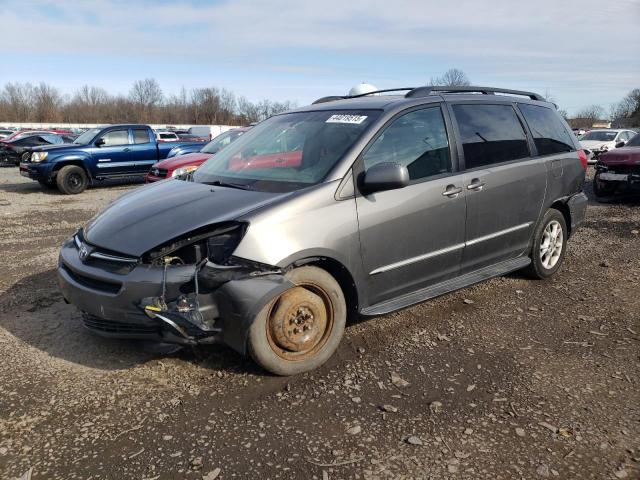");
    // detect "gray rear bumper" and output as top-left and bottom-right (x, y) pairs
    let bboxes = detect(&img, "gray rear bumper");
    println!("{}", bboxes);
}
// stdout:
(567, 191), (588, 235)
